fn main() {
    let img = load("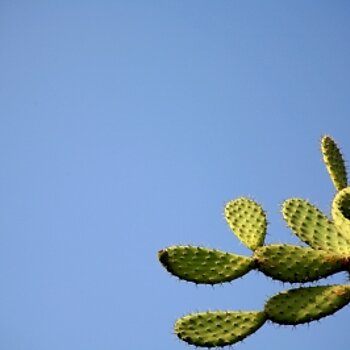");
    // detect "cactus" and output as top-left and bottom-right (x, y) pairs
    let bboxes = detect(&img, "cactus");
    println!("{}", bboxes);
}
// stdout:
(158, 135), (350, 347)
